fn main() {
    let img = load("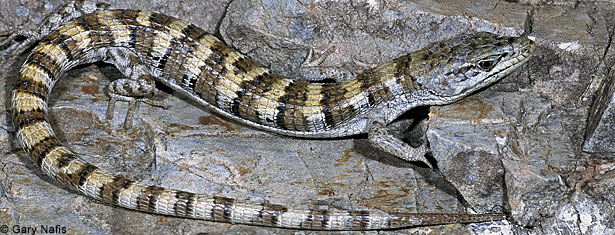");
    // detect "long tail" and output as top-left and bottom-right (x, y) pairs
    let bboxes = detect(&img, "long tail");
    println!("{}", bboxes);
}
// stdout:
(10, 9), (504, 230)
